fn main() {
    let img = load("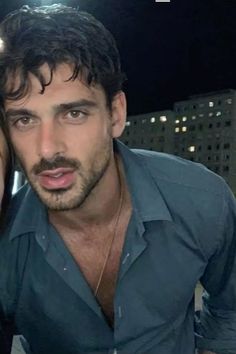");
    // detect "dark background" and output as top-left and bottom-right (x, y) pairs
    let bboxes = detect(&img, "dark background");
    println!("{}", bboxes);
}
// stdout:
(0, 0), (235, 115)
